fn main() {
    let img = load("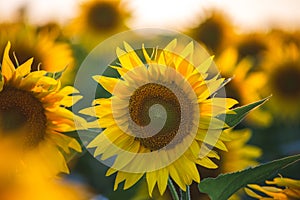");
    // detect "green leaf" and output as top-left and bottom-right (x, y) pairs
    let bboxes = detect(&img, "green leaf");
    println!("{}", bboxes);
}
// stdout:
(198, 154), (300, 200)
(218, 96), (270, 127)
